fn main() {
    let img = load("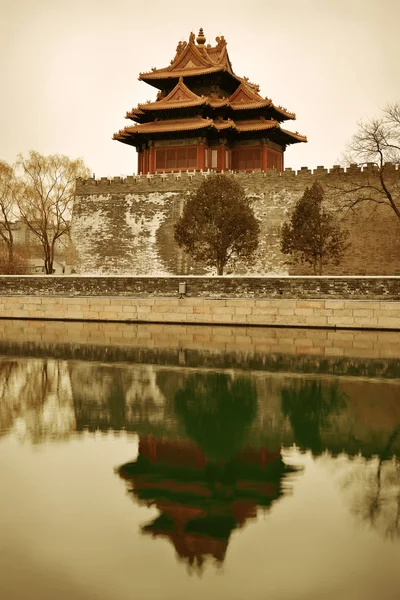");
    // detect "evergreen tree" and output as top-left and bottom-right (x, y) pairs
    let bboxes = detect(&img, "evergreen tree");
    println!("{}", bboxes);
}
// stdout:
(280, 182), (349, 275)
(174, 174), (260, 275)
